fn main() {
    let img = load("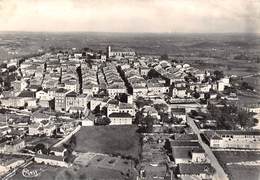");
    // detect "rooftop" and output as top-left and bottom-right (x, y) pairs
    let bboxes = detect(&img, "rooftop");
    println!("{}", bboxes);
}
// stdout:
(170, 141), (201, 148)
(109, 112), (132, 118)
(17, 90), (35, 98)
(172, 133), (198, 141)
(55, 88), (68, 93)
(66, 91), (78, 97)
